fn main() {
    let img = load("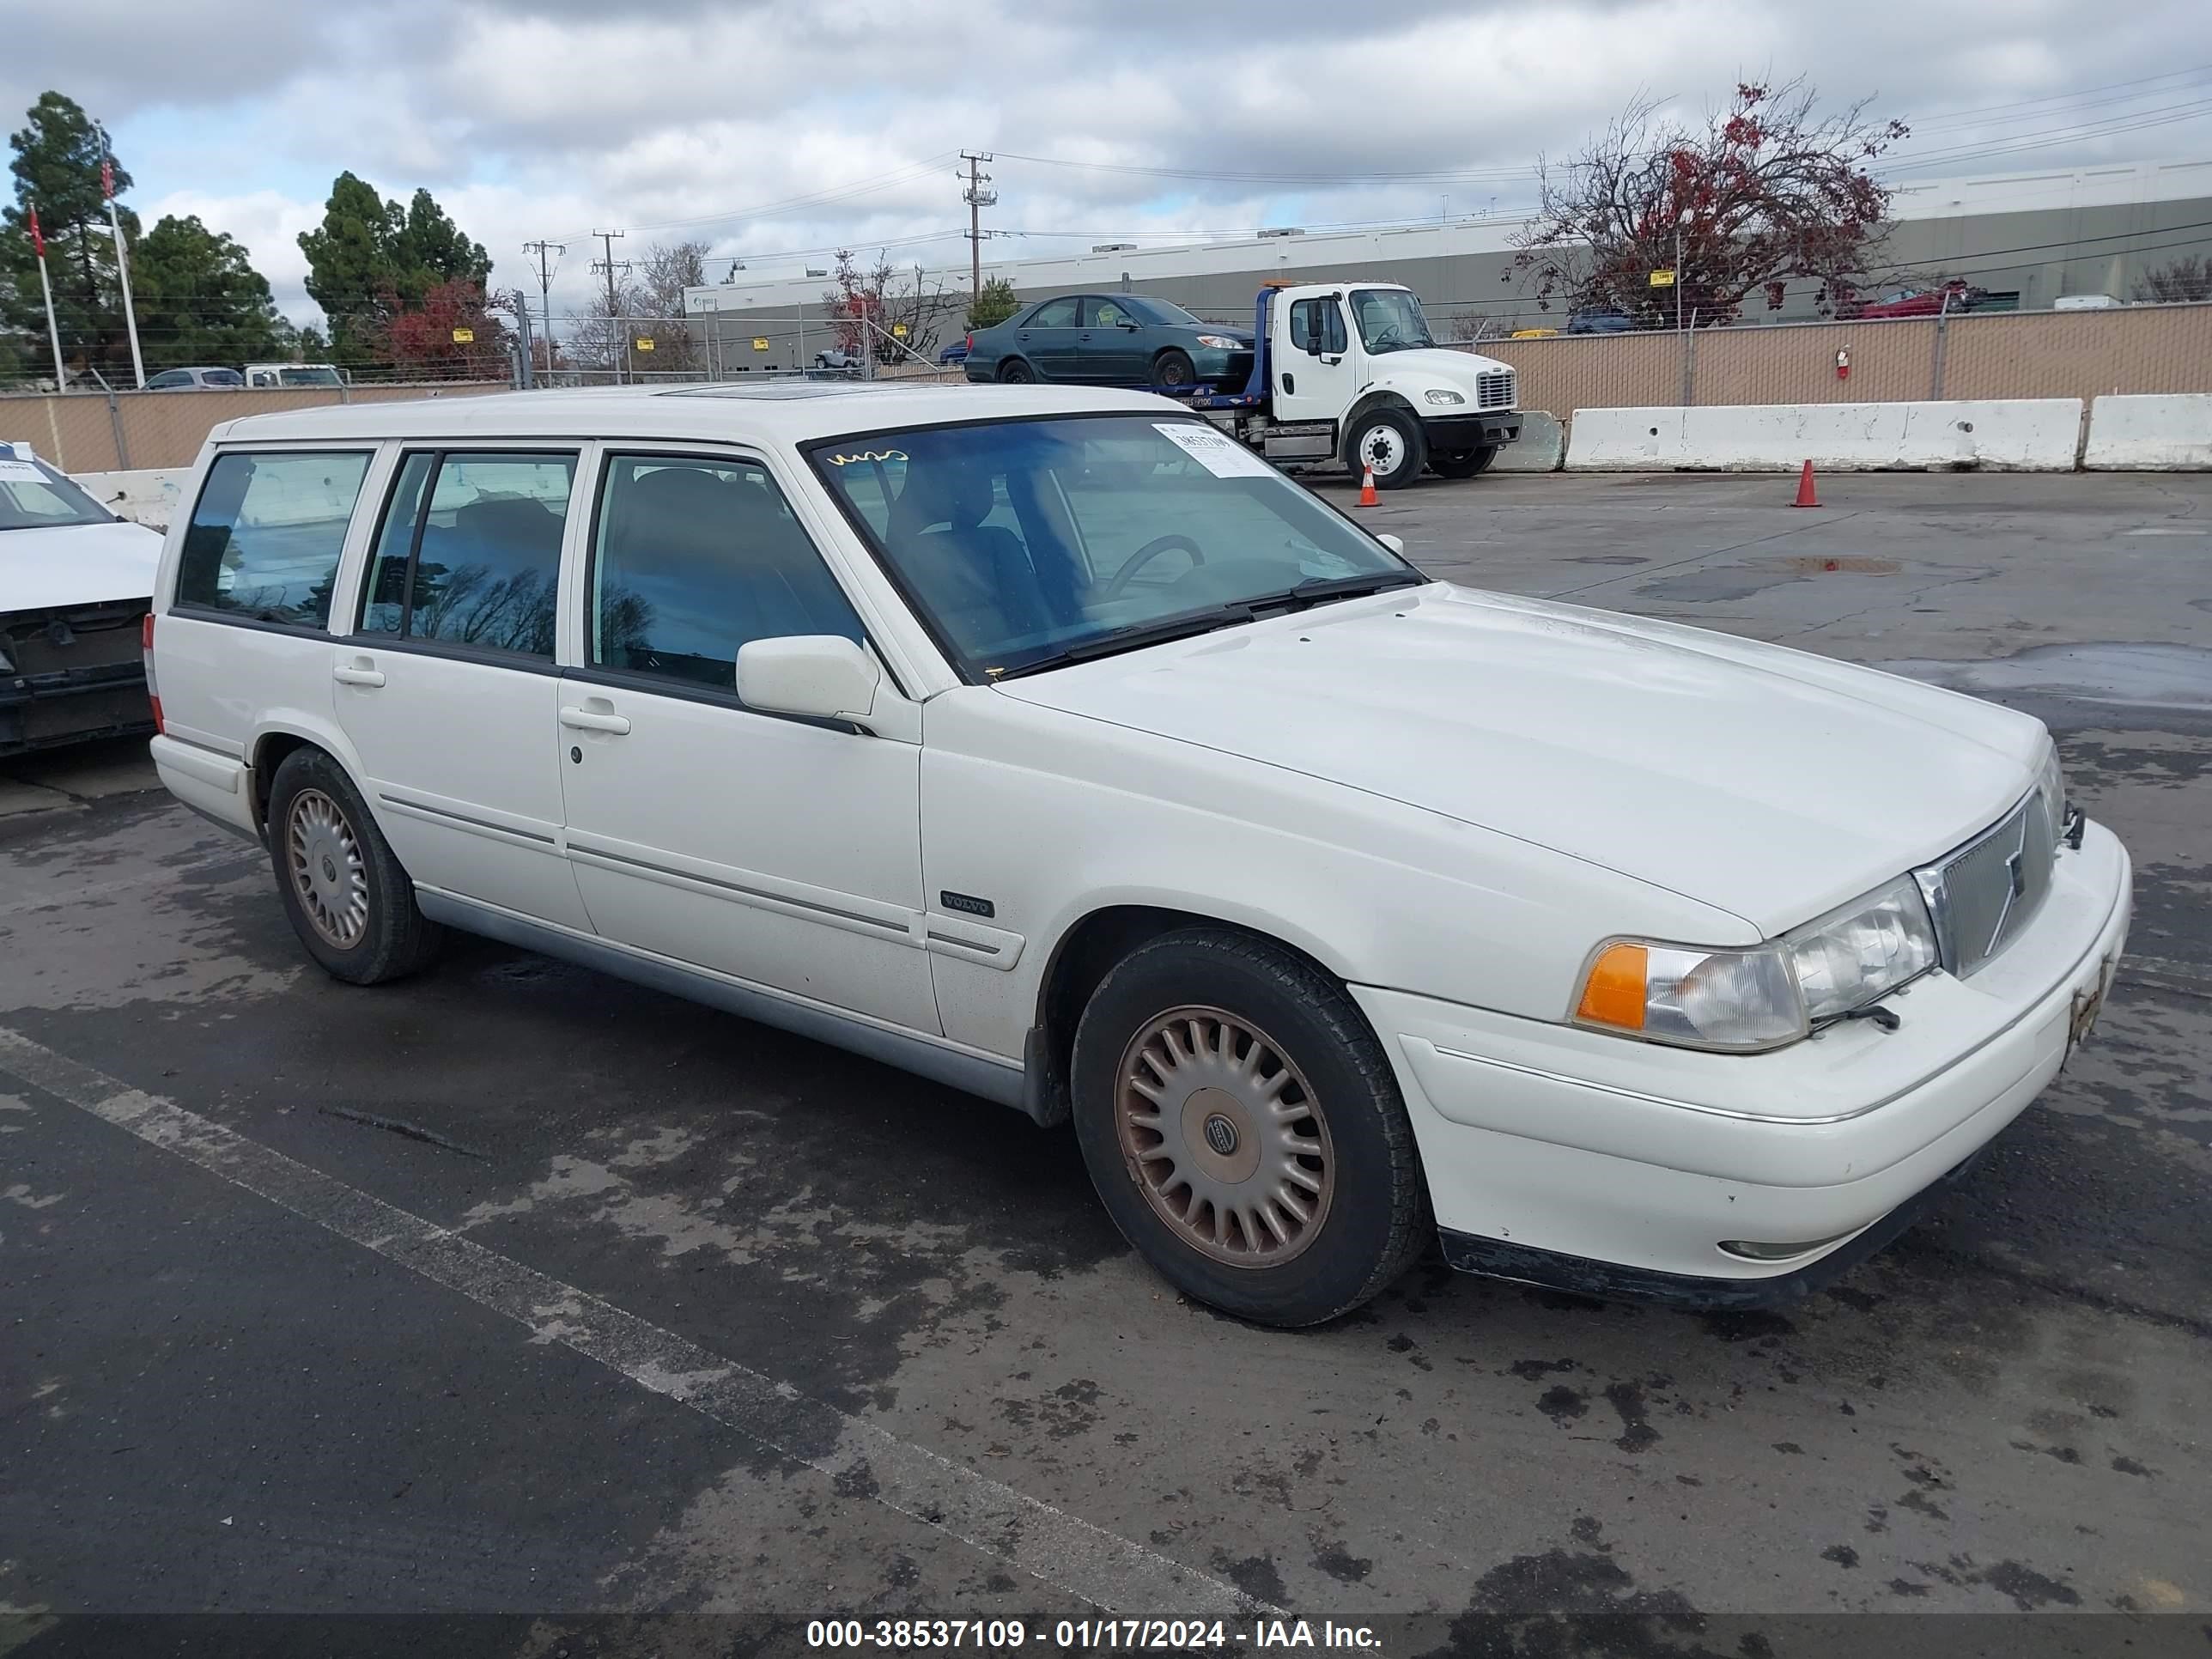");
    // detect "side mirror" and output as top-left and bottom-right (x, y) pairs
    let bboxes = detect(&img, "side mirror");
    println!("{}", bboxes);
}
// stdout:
(1305, 333), (1324, 356)
(1376, 534), (1406, 556)
(1117, 319), (1140, 331)
(737, 635), (881, 726)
